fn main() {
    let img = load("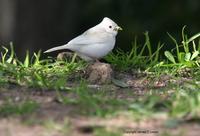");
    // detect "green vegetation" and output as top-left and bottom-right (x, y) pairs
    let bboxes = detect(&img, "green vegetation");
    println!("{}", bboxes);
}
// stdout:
(0, 100), (39, 117)
(105, 32), (163, 70)
(164, 26), (200, 68)
(0, 43), (86, 89)
(0, 27), (200, 135)
(56, 82), (129, 116)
